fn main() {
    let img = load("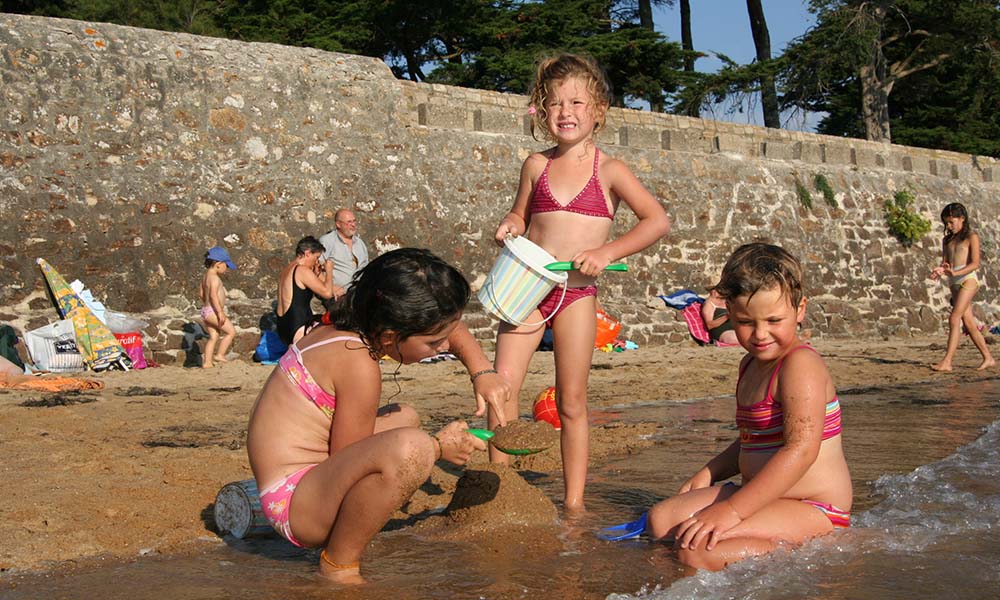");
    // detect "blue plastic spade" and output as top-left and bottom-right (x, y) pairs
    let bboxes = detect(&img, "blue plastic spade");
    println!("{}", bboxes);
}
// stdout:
(595, 511), (648, 541)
